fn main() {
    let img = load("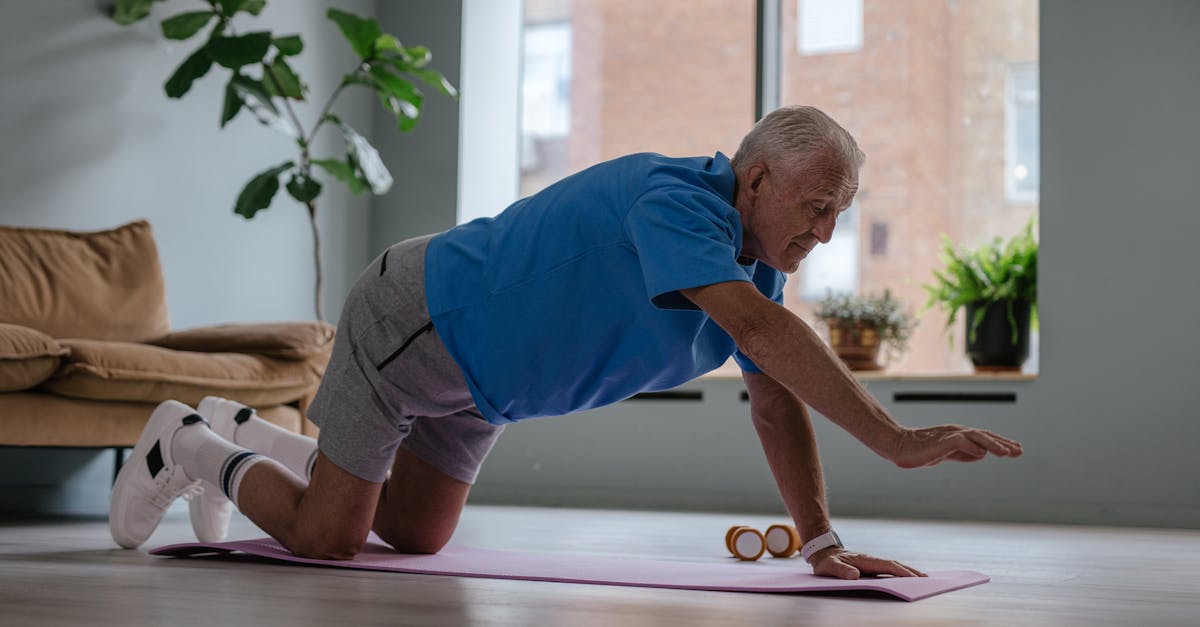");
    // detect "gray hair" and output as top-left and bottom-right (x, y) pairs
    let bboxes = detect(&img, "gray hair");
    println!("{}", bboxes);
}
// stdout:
(731, 105), (866, 178)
